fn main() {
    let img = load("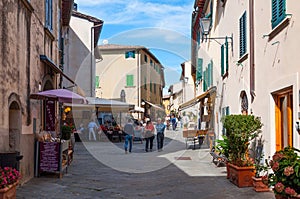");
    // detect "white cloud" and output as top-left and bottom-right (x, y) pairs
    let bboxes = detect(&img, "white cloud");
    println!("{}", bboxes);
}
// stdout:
(75, 0), (193, 35)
